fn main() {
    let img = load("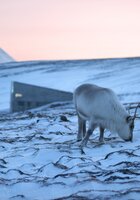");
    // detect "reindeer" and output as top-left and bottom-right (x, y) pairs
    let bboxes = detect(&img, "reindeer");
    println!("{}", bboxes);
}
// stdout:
(73, 83), (138, 147)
